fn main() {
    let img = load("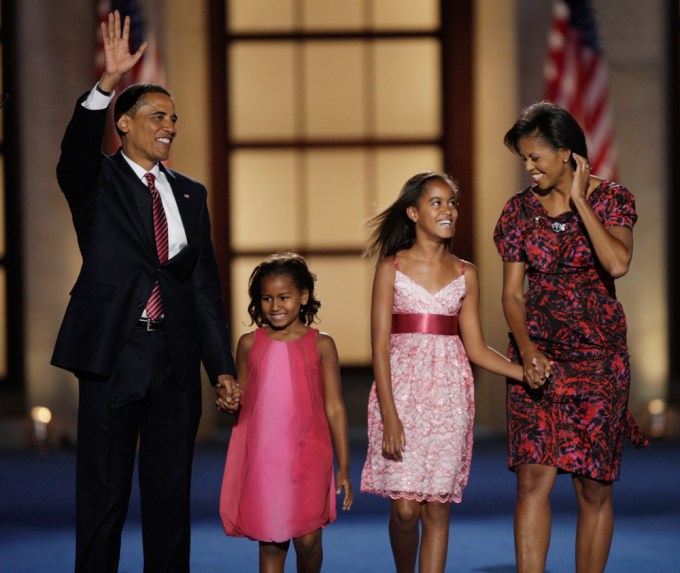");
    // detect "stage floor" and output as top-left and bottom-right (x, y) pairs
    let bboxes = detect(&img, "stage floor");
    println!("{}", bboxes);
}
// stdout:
(1, 437), (678, 572)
